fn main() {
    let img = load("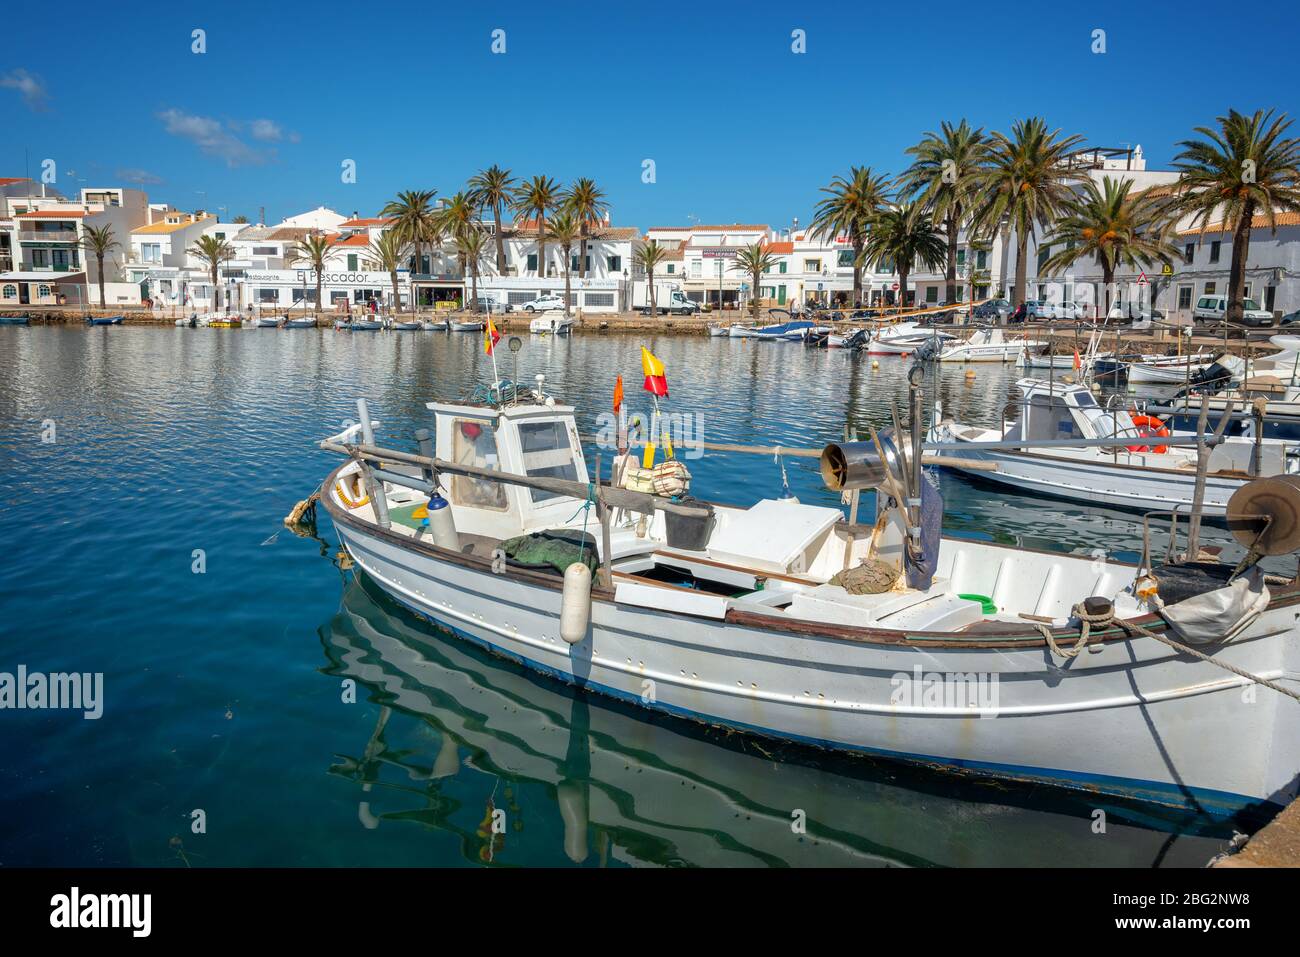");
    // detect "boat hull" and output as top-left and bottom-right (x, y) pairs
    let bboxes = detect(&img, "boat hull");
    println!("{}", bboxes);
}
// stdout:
(327, 502), (1300, 816)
